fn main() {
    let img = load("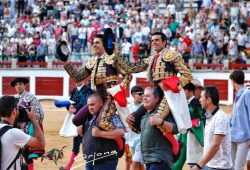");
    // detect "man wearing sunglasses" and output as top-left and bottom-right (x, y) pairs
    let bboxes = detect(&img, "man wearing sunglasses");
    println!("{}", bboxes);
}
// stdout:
(125, 86), (145, 170)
